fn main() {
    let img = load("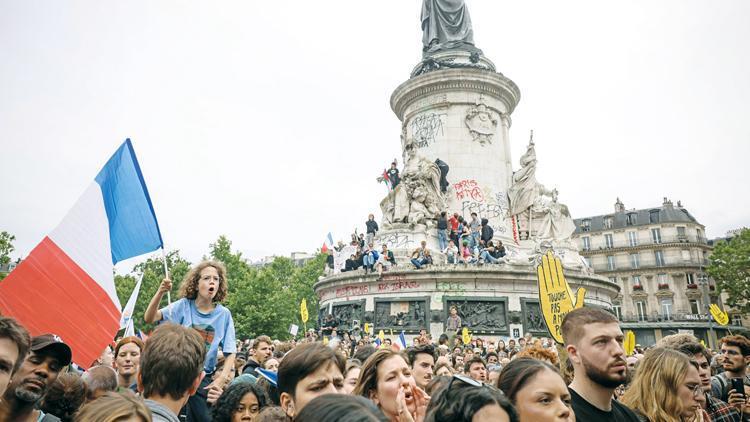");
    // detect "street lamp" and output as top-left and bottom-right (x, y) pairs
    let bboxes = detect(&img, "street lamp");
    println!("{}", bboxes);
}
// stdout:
(697, 273), (715, 348)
